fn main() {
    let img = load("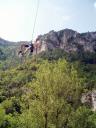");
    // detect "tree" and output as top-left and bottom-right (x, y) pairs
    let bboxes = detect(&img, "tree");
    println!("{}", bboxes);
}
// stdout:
(68, 106), (96, 128)
(28, 59), (83, 128)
